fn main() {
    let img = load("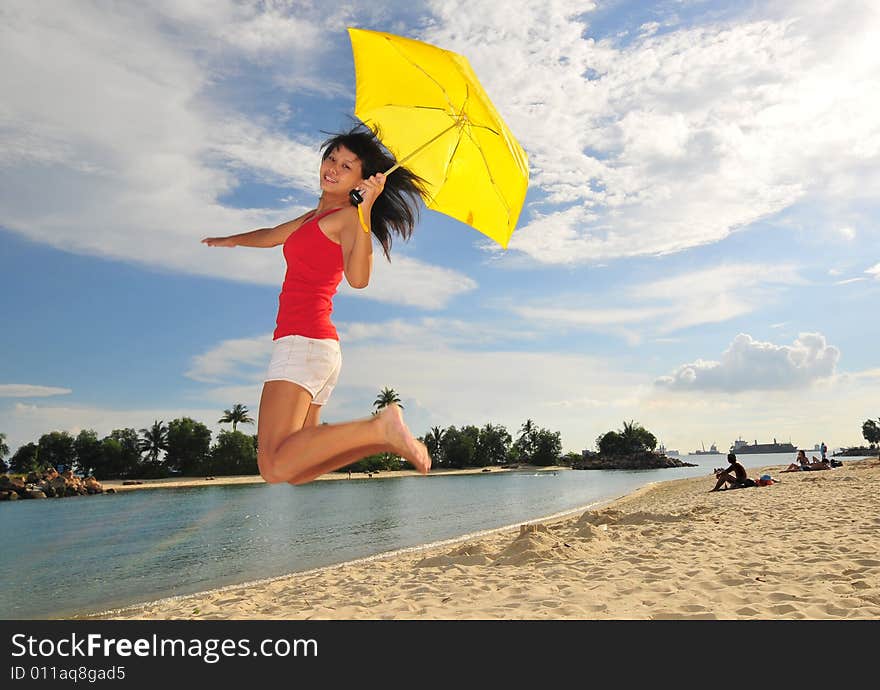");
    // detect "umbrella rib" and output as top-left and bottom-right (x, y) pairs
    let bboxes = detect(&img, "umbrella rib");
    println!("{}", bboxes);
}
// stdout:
(376, 103), (458, 117)
(466, 122), (501, 137)
(462, 126), (512, 222)
(382, 103), (501, 135)
(436, 126), (465, 193)
(381, 36), (458, 114)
